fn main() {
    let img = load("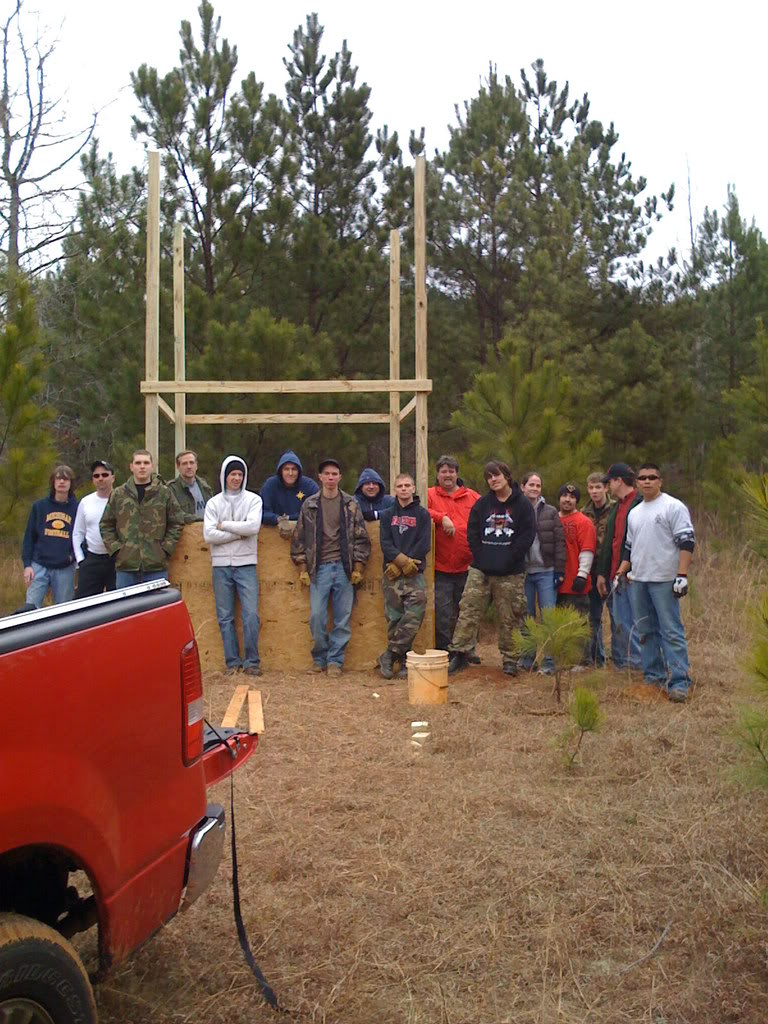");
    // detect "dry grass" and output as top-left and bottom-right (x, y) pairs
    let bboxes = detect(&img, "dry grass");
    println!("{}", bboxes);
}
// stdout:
(81, 541), (768, 1024)
(4, 538), (768, 1022)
